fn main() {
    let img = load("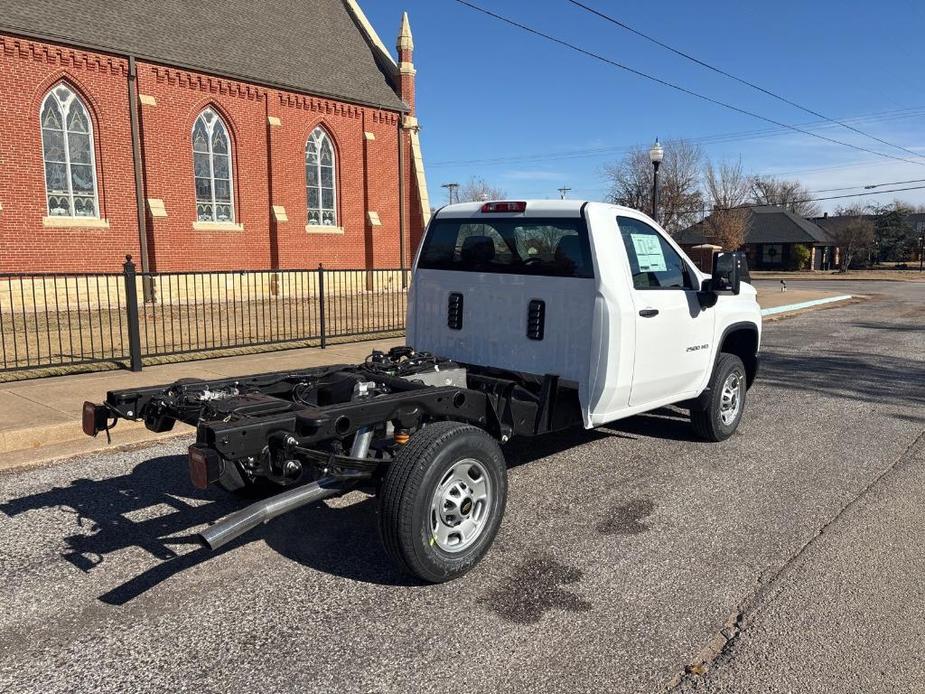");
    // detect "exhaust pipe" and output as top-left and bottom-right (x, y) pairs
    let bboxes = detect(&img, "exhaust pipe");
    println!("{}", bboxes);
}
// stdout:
(199, 476), (351, 550)
(200, 426), (377, 550)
